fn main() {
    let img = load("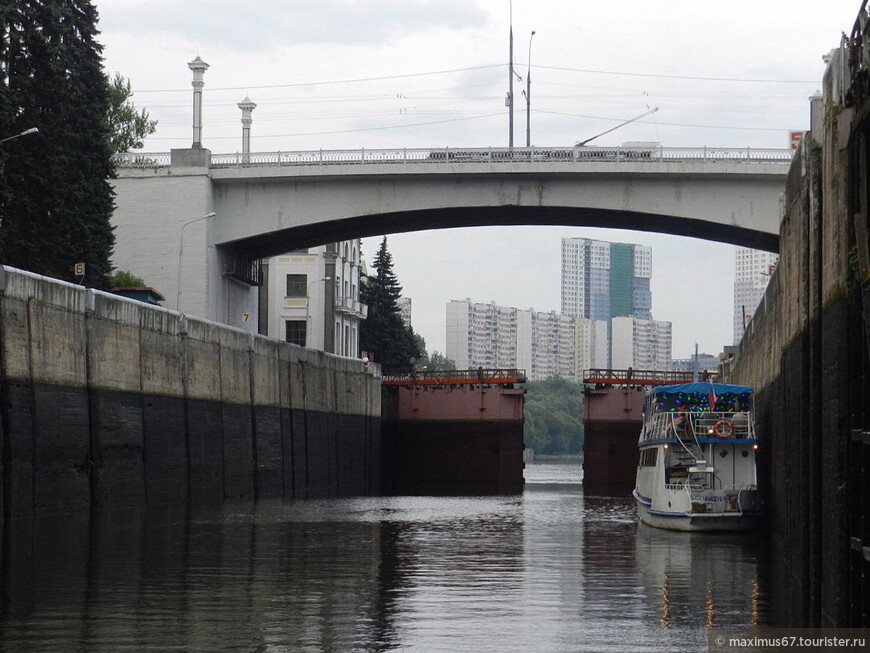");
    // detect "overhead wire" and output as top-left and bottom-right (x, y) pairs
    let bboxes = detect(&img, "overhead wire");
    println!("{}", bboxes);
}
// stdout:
(134, 61), (819, 143)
